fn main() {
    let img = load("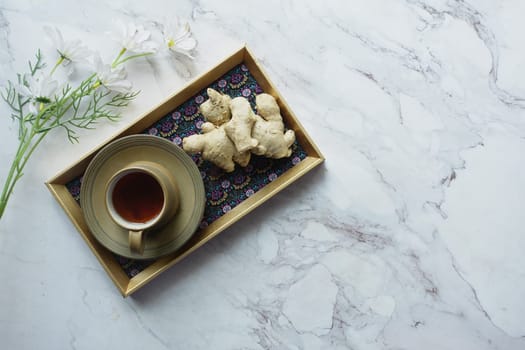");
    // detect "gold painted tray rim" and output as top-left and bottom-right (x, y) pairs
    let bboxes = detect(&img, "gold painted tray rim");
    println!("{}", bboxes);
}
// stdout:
(46, 45), (325, 297)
